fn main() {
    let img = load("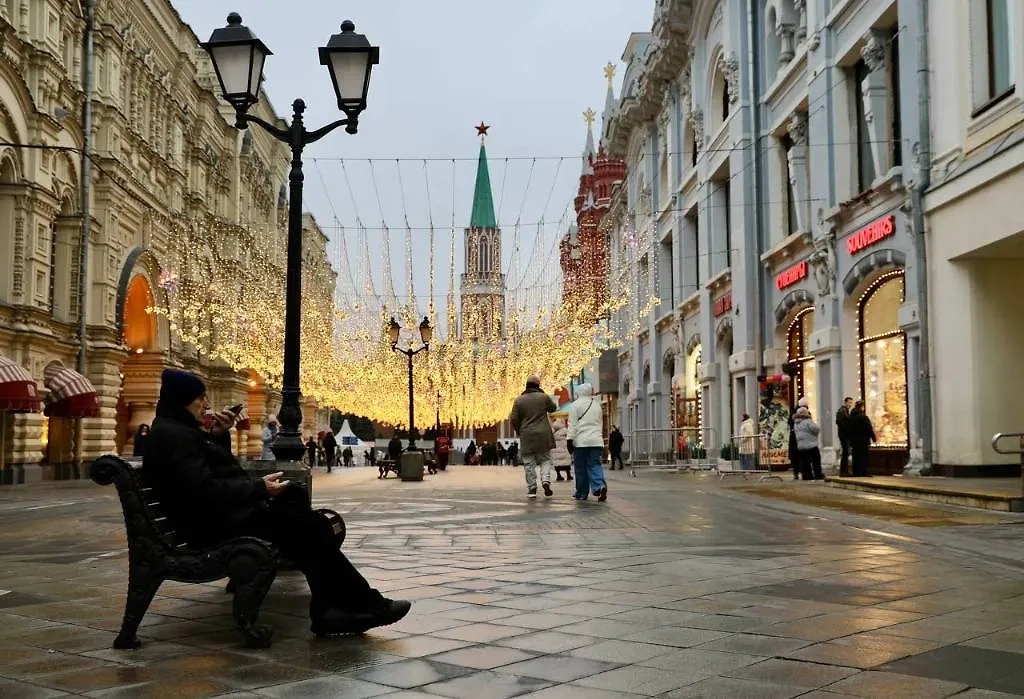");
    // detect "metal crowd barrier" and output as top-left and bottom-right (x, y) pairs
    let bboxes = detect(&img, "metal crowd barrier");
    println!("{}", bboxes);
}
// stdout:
(626, 427), (718, 472)
(721, 432), (783, 482)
